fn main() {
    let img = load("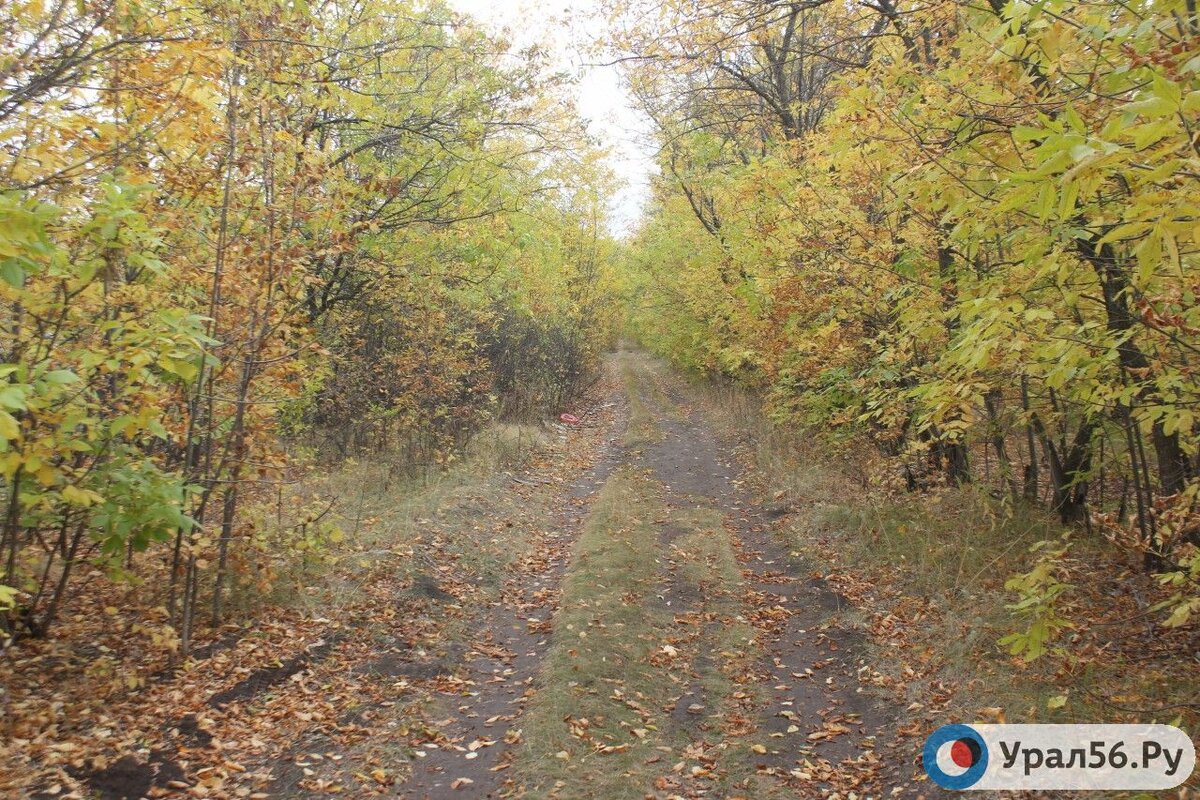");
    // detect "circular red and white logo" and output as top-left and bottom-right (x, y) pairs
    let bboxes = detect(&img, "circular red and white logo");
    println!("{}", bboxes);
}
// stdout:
(924, 724), (989, 789)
